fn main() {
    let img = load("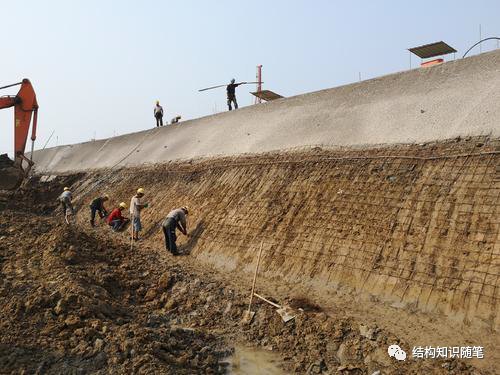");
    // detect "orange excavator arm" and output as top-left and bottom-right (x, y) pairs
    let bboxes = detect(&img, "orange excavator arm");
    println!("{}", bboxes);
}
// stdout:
(0, 78), (39, 167)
